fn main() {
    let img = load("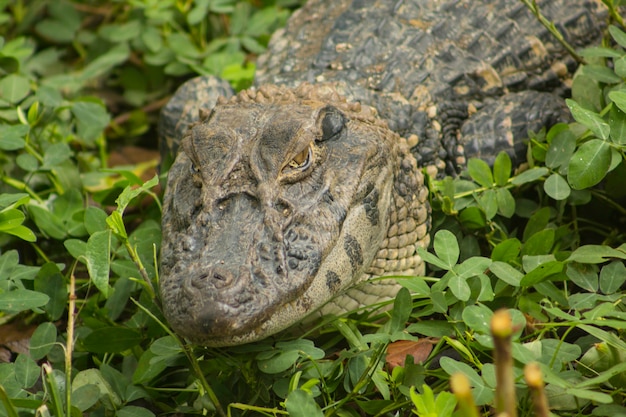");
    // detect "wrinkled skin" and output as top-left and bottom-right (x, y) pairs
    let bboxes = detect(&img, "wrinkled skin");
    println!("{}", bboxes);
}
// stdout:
(160, 85), (428, 346)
